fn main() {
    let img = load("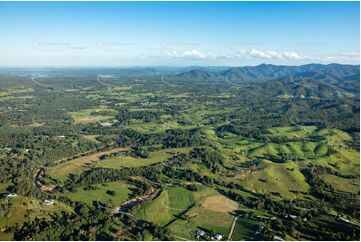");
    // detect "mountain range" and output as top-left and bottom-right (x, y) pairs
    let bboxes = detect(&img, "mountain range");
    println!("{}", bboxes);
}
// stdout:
(176, 63), (360, 83)
(173, 63), (360, 99)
